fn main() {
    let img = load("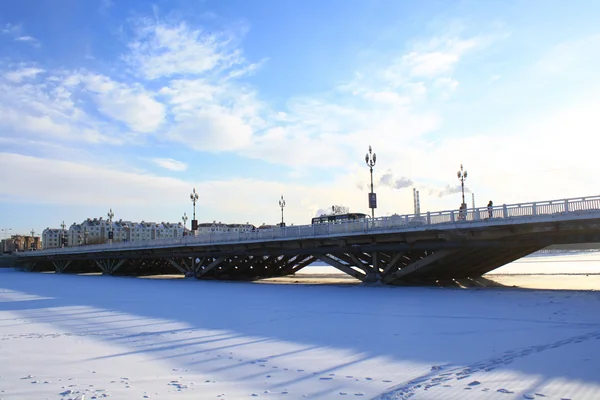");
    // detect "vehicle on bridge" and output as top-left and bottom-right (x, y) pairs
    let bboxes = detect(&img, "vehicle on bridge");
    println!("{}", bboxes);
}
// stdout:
(311, 213), (369, 224)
